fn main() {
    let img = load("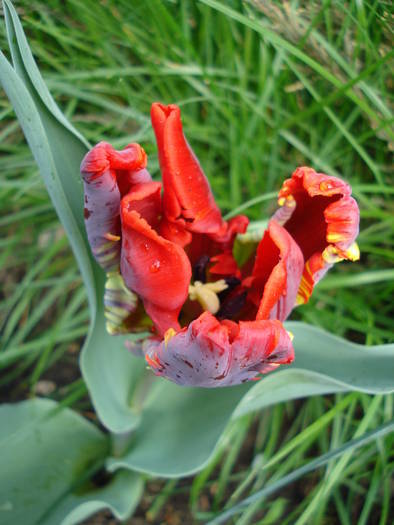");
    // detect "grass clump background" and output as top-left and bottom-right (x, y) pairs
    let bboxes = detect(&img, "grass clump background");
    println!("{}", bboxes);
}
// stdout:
(0, 1), (393, 523)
